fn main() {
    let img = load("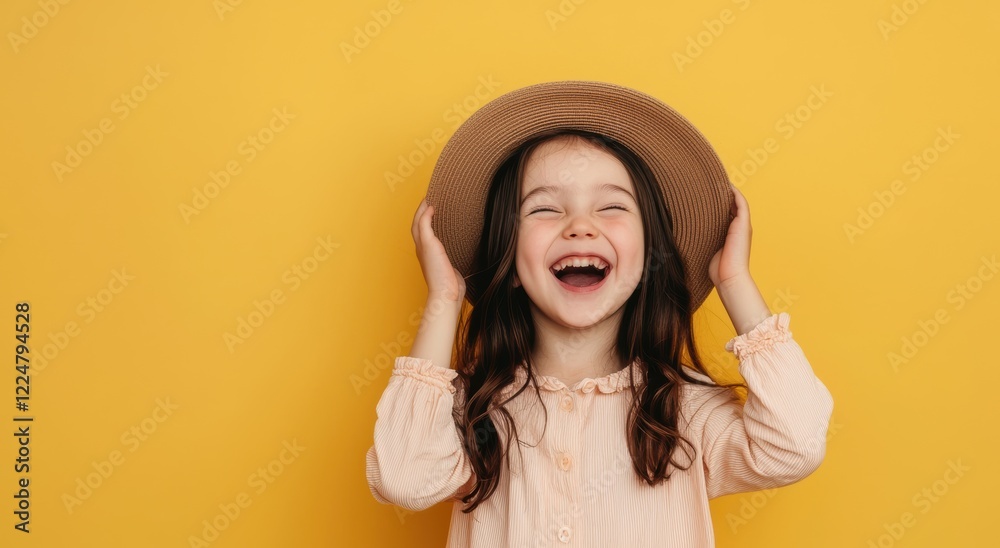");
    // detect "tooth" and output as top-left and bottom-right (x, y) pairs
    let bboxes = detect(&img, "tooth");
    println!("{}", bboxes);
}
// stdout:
(553, 256), (611, 270)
